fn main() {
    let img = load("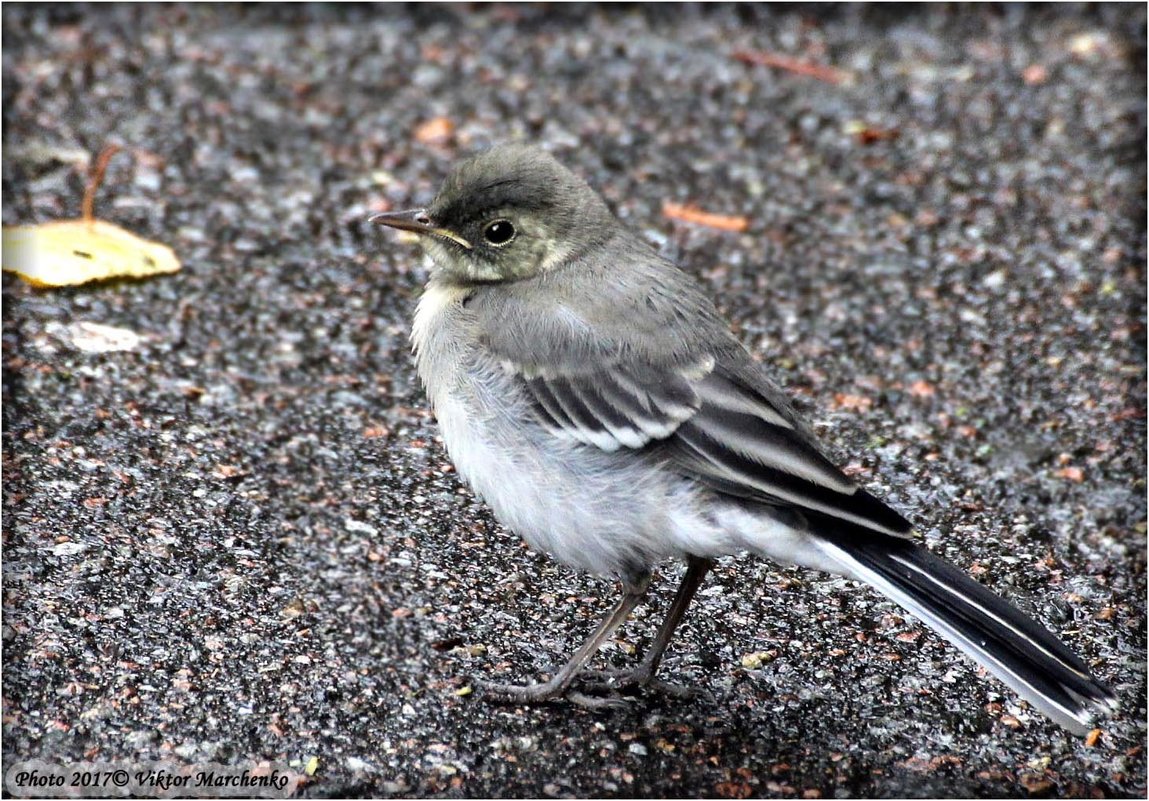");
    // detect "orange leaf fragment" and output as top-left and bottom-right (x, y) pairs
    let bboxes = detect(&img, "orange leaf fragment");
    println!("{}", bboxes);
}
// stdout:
(414, 117), (455, 145)
(1023, 64), (1049, 85)
(857, 127), (899, 145)
(733, 49), (852, 85)
(832, 393), (873, 413)
(1055, 466), (1085, 483)
(662, 202), (749, 232)
(909, 379), (936, 398)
